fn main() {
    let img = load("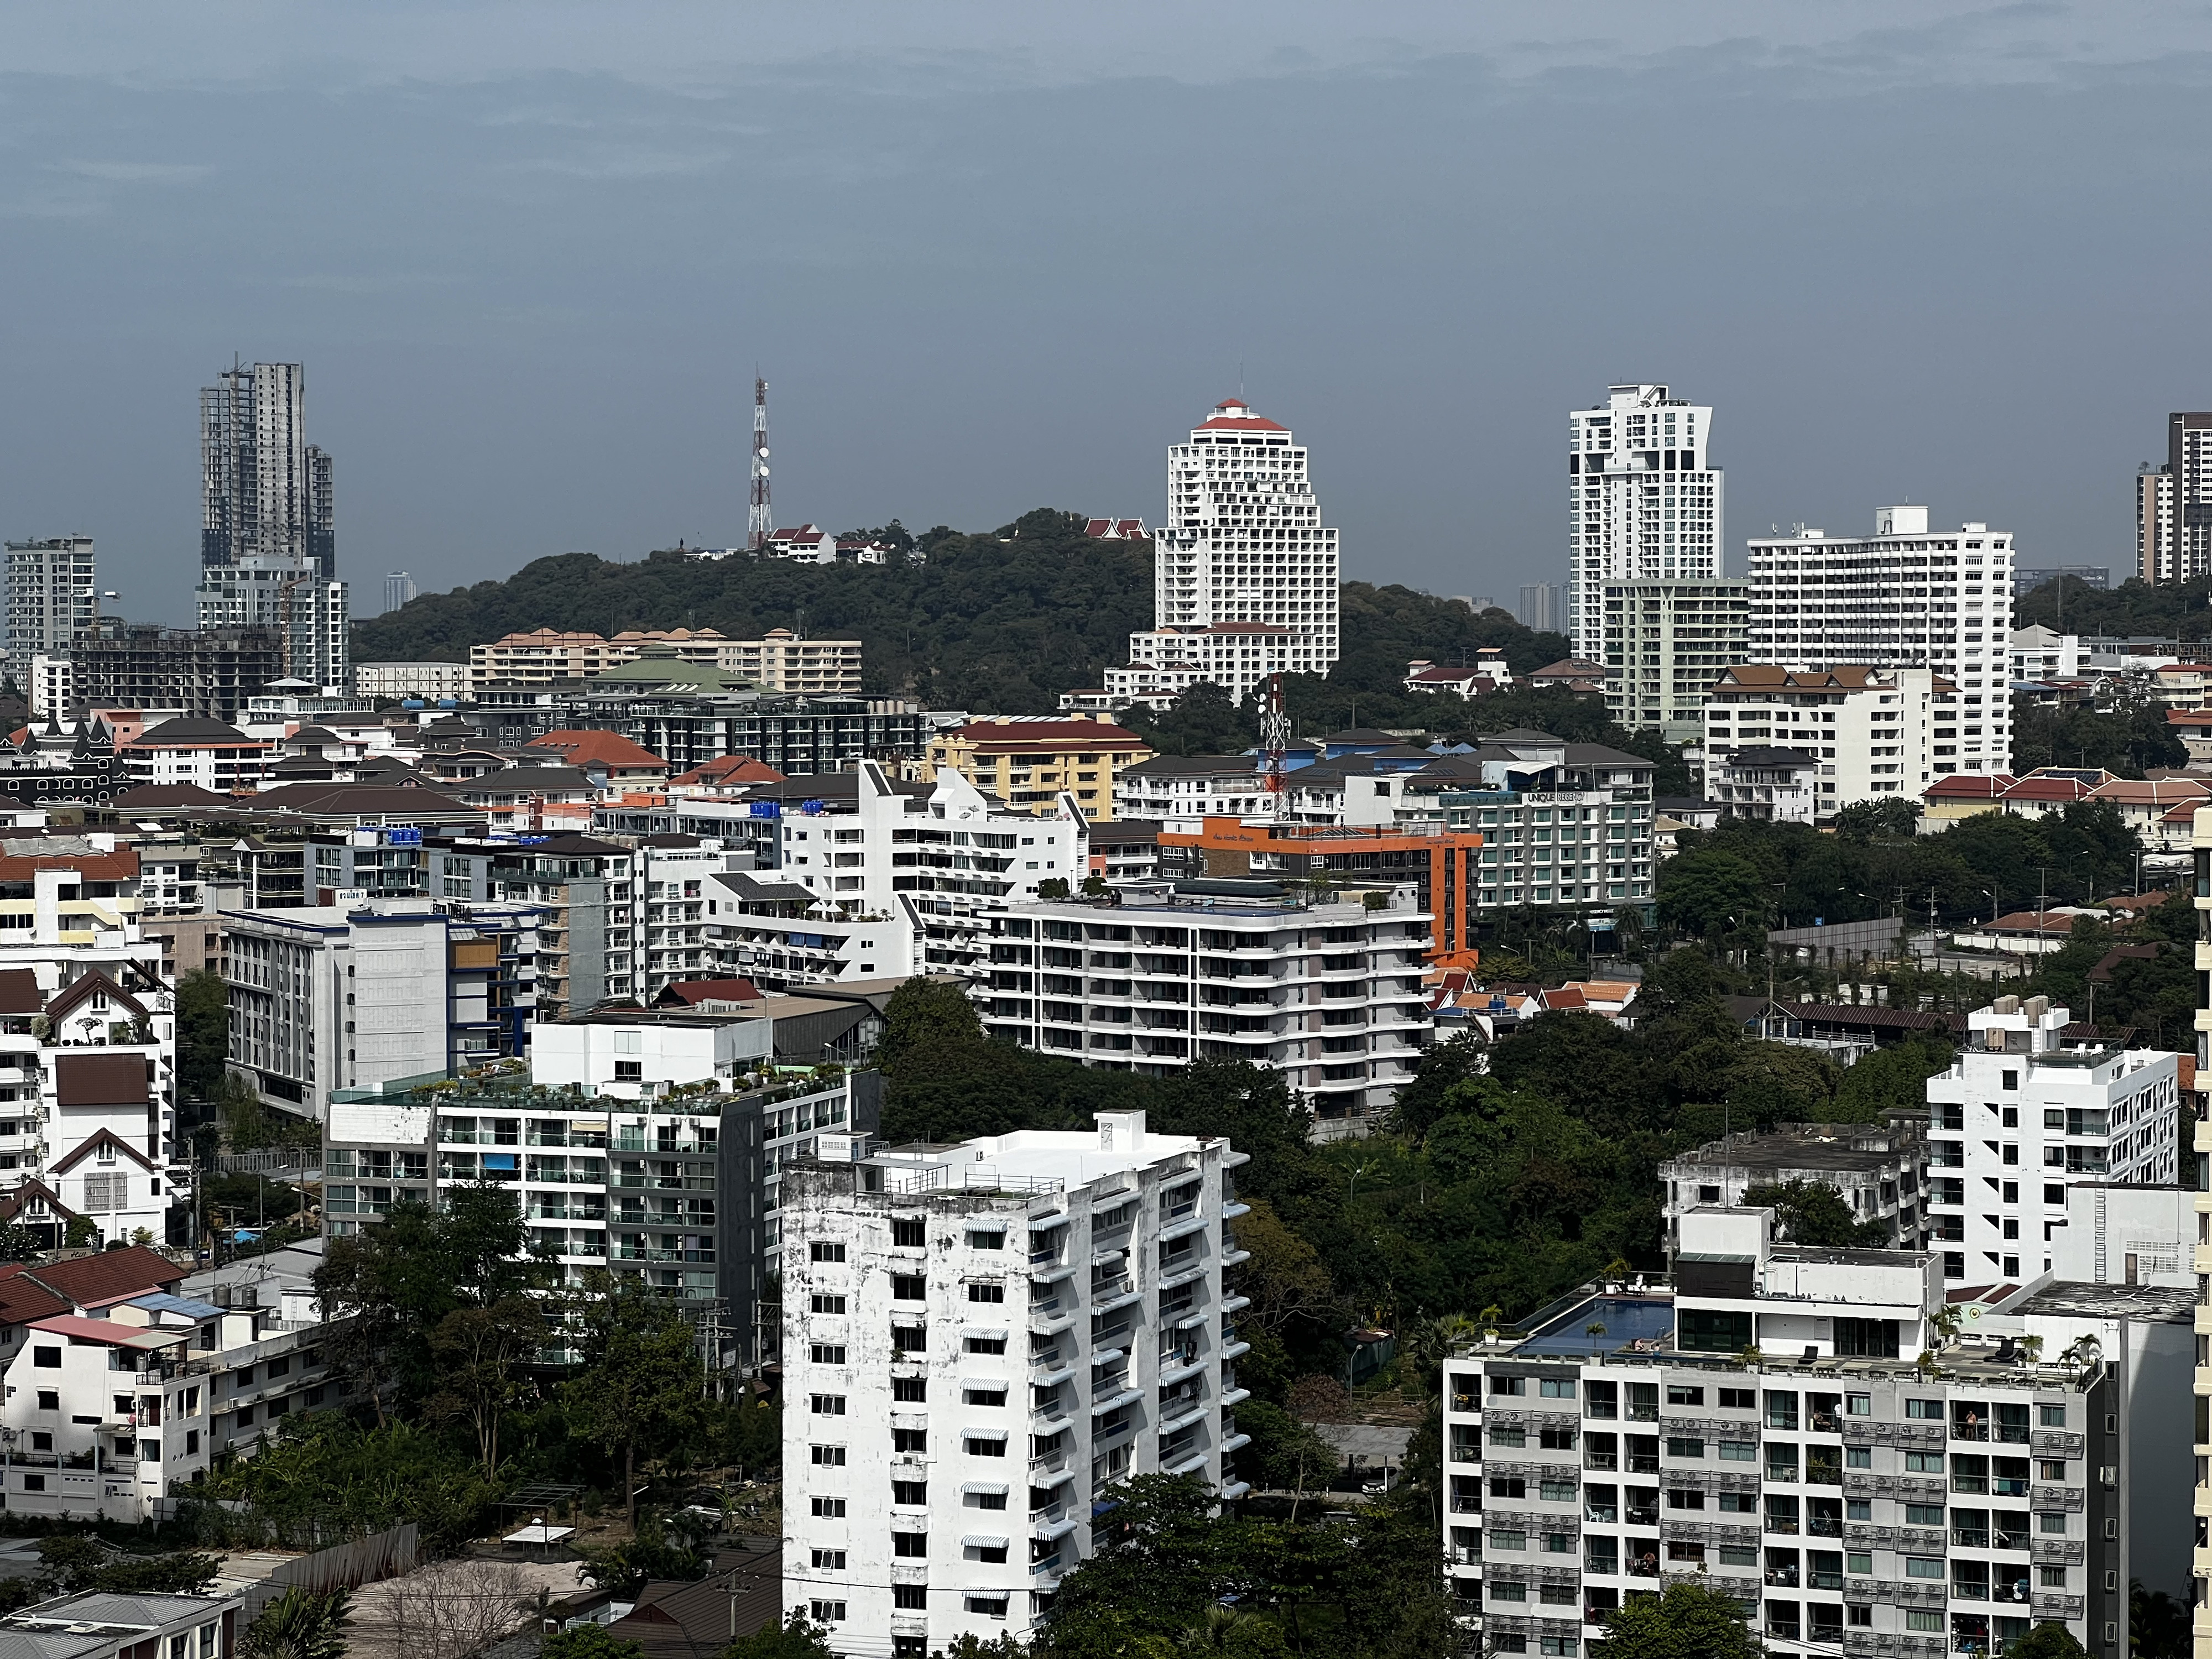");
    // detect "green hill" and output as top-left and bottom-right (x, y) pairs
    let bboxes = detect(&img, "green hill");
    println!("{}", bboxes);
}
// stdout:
(351, 507), (1571, 716)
